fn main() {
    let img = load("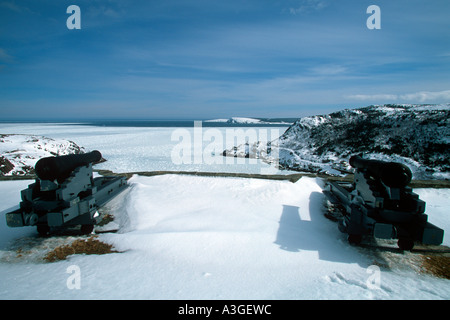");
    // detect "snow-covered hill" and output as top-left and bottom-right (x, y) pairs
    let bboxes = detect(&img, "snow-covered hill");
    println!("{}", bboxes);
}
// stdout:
(205, 117), (293, 125)
(0, 134), (85, 176)
(224, 104), (450, 180)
